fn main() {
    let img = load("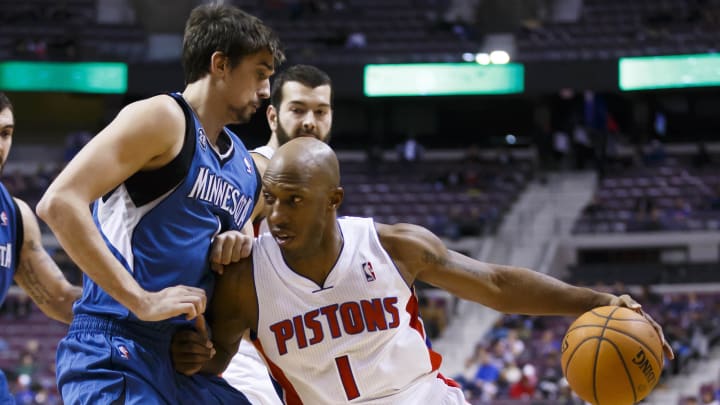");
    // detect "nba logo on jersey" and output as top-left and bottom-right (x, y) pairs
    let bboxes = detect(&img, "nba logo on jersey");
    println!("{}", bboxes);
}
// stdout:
(198, 128), (208, 150)
(0, 211), (7, 226)
(362, 261), (376, 282)
(243, 157), (253, 174)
